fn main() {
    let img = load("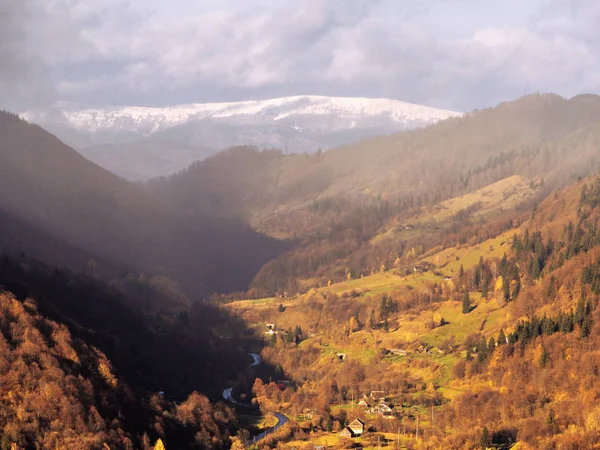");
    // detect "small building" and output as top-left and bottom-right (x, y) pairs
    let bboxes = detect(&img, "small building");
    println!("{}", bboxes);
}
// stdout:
(265, 323), (280, 335)
(340, 427), (354, 439)
(348, 418), (365, 436)
(372, 402), (393, 415)
(369, 390), (386, 401)
(357, 399), (370, 408)
(336, 353), (347, 361)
